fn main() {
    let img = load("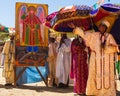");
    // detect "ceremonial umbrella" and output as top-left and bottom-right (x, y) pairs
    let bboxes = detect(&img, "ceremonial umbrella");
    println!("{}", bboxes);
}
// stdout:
(45, 11), (58, 28)
(91, 3), (120, 32)
(91, 3), (120, 44)
(46, 4), (120, 33)
(46, 5), (93, 33)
